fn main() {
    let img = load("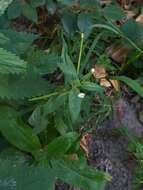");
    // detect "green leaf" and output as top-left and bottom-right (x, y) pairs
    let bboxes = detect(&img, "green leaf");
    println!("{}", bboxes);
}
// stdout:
(46, 132), (79, 156)
(58, 37), (78, 82)
(103, 4), (125, 20)
(0, 0), (14, 16)
(0, 106), (41, 153)
(0, 48), (27, 74)
(61, 11), (77, 36)
(69, 89), (82, 122)
(43, 95), (67, 114)
(0, 29), (38, 55)
(52, 158), (107, 190)
(7, 0), (21, 19)
(78, 12), (94, 38)
(79, 0), (98, 8)
(0, 73), (52, 99)
(29, 105), (49, 135)
(113, 76), (143, 98)
(121, 19), (143, 46)
(22, 2), (38, 22)
(81, 82), (104, 93)
(57, 0), (75, 6)
(30, 0), (45, 7)
(0, 159), (56, 190)
(29, 50), (59, 74)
